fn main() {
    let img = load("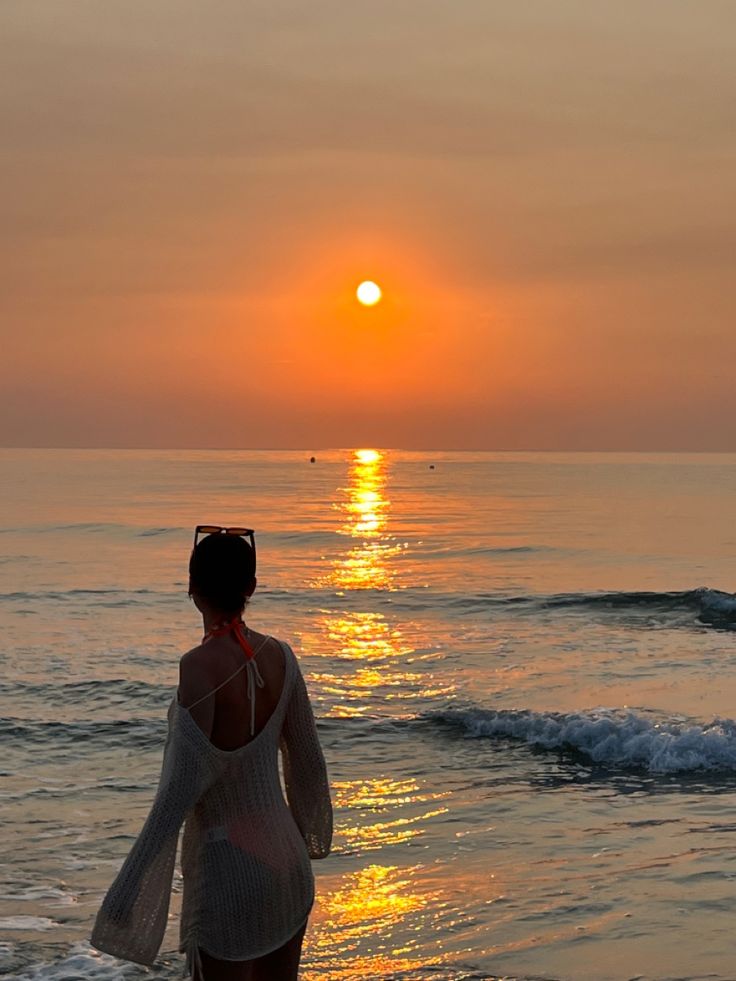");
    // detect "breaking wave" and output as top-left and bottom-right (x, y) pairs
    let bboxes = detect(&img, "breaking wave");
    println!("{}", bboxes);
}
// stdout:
(429, 706), (736, 773)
